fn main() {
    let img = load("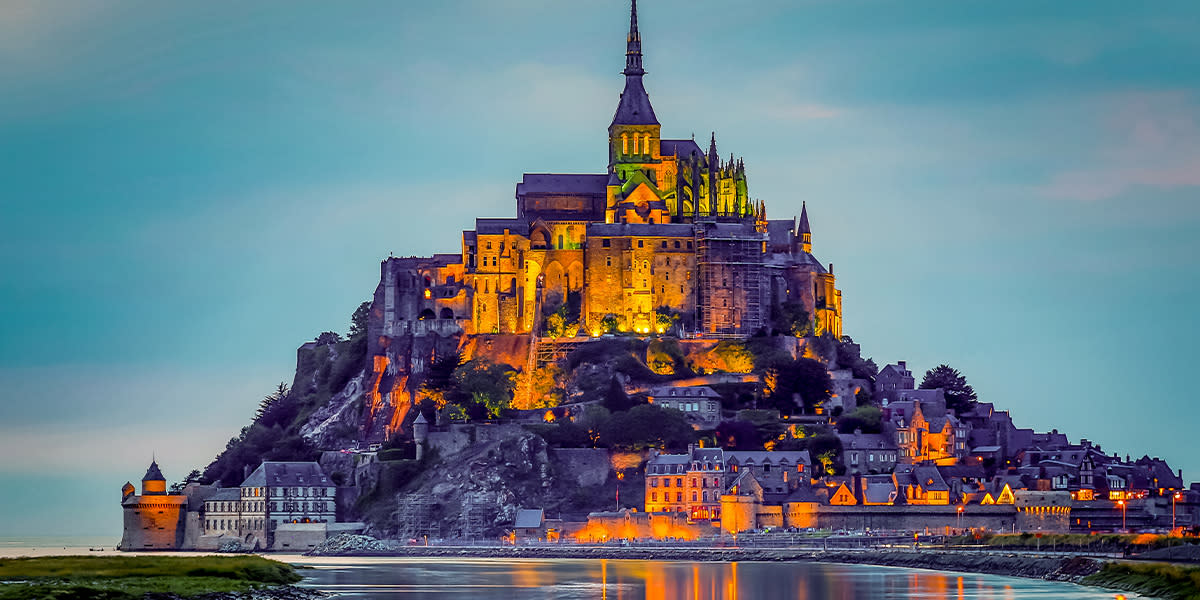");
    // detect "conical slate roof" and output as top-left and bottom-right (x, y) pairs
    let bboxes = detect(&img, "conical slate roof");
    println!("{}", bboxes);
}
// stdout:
(142, 460), (165, 482)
